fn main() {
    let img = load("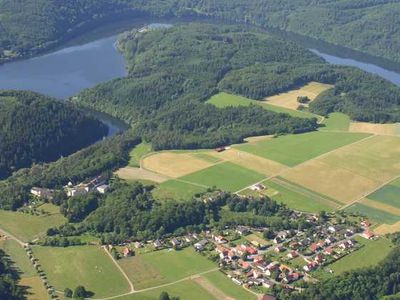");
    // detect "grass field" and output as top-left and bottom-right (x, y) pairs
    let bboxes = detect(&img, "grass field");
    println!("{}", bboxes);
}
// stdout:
(236, 131), (369, 167)
(33, 246), (130, 298)
(118, 248), (216, 290)
(152, 180), (207, 201)
(367, 178), (400, 209)
(265, 82), (333, 110)
(327, 237), (393, 275)
(360, 198), (400, 216)
(143, 152), (214, 178)
(180, 162), (265, 192)
(0, 208), (66, 242)
(349, 122), (400, 136)
(321, 113), (350, 131)
(20, 276), (50, 300)
(345, 203), (400, 225)
(0, 239), (36, 277)
(129, 142), (152, 167)
(262, 179), (338, 212)
(207, 92), (318, 119)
